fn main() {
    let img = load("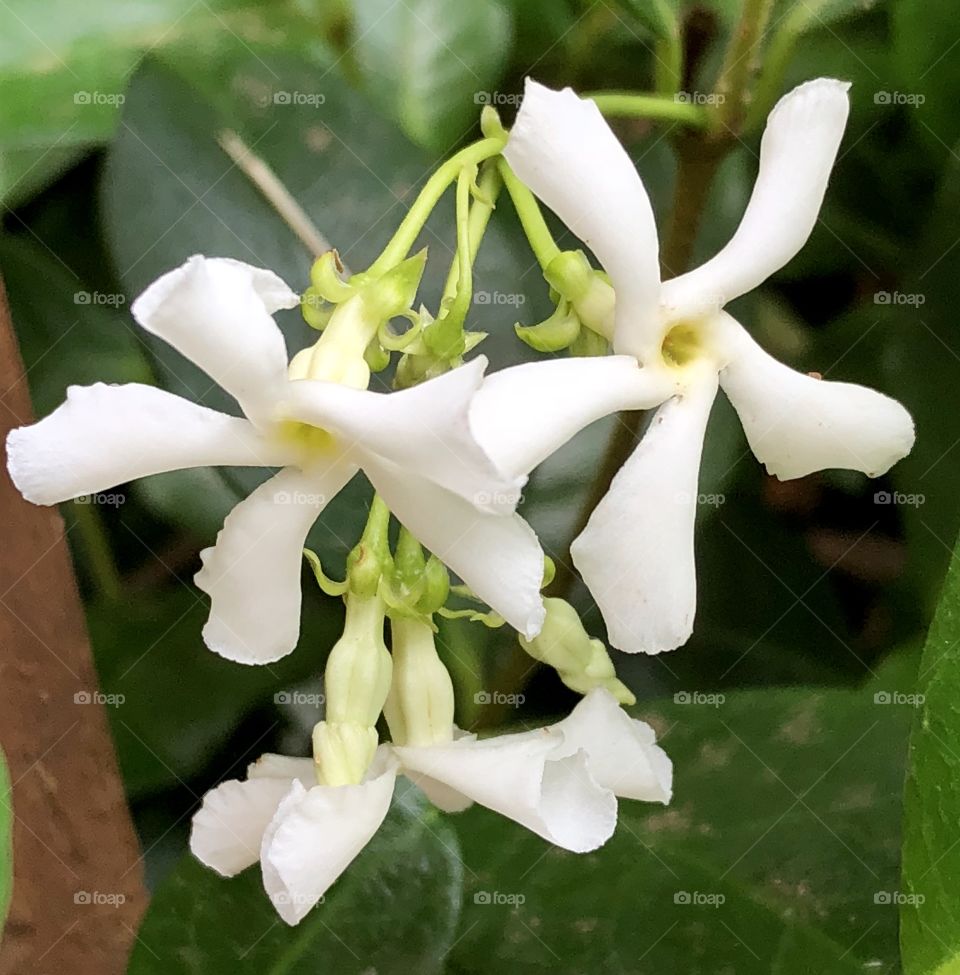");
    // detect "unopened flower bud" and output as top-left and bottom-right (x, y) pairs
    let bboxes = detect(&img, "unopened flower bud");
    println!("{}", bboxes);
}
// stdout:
(519, 597), (634, 704)
(312, 720), (379, 787)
